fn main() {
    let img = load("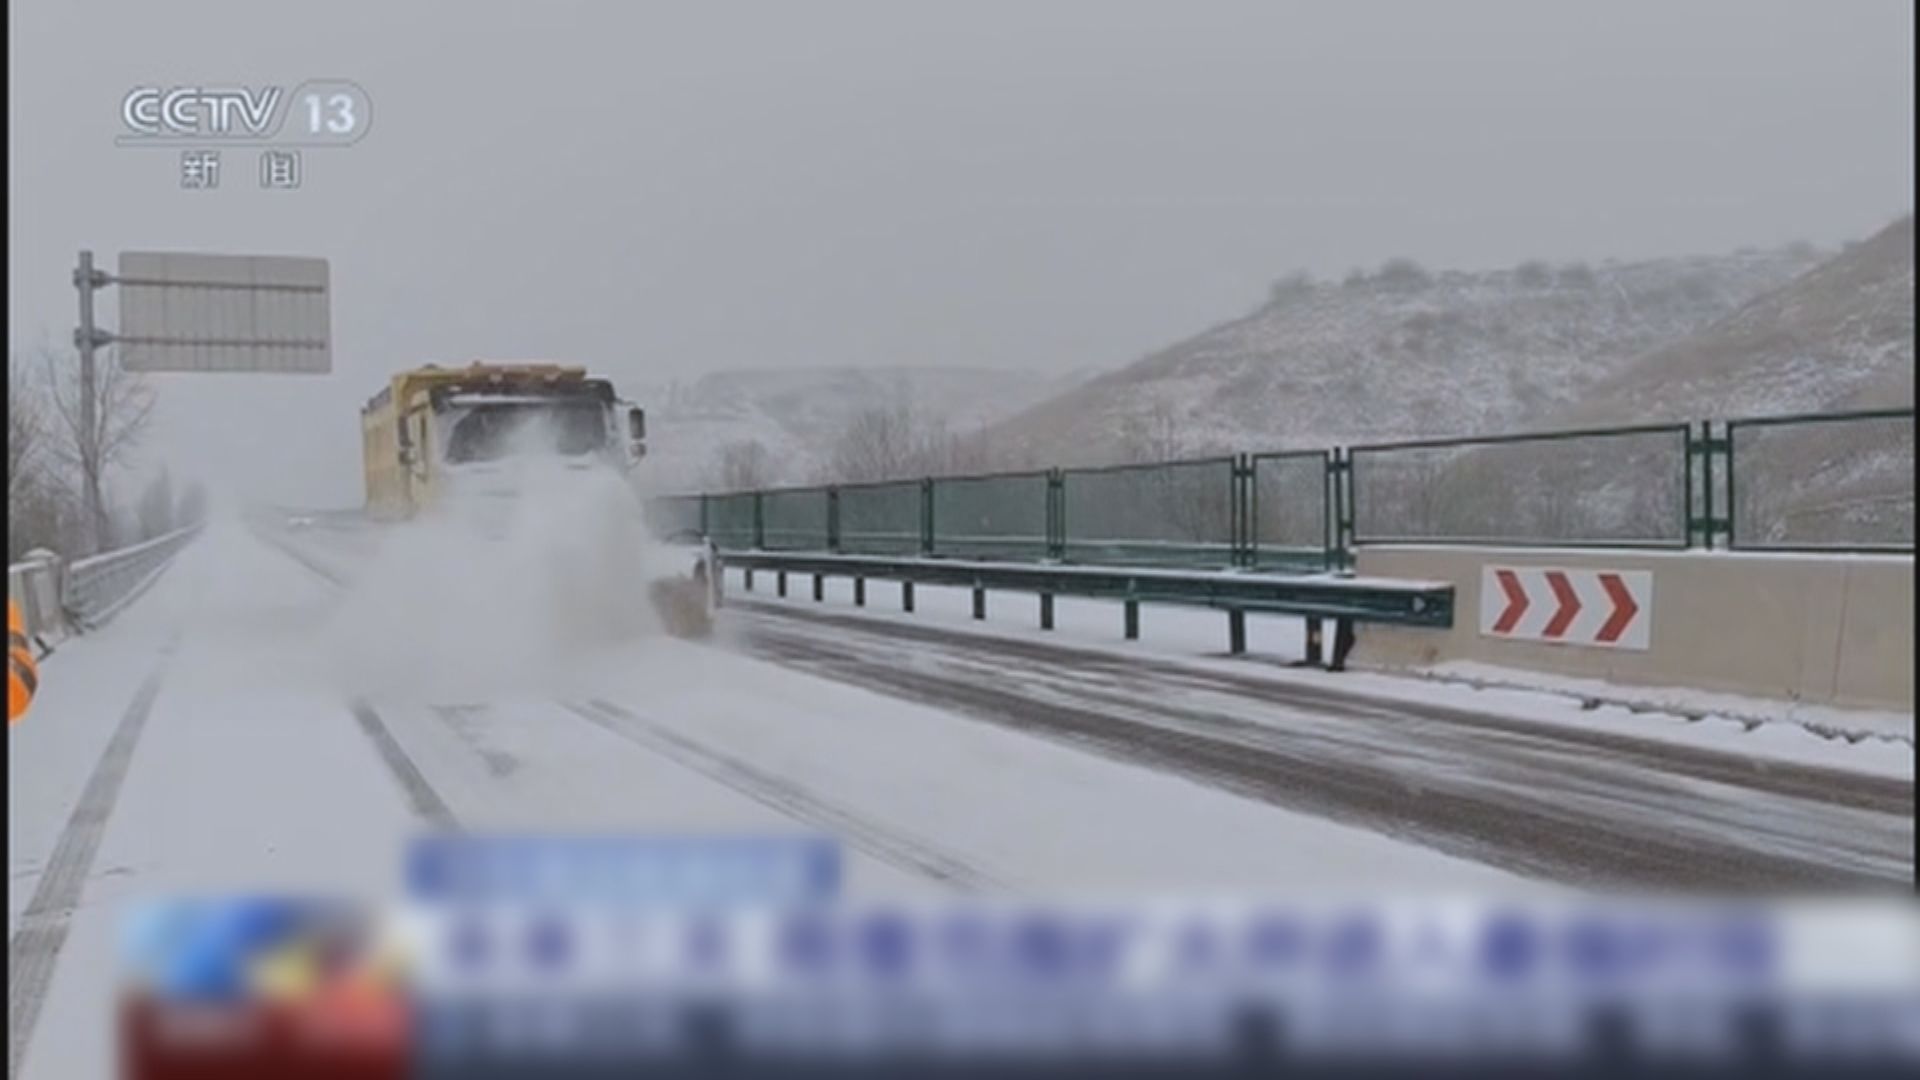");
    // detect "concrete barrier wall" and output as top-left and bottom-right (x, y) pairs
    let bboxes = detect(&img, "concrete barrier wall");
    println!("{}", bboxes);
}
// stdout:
(1352, 546), (1914, 712)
